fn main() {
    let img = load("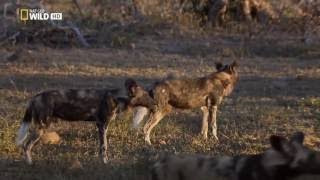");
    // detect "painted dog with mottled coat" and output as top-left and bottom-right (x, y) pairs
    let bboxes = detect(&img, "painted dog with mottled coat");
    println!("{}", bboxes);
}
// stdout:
(125, 61), (239, 145)
(151, 132), (320, 180)
(16, 88), (129, 164)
